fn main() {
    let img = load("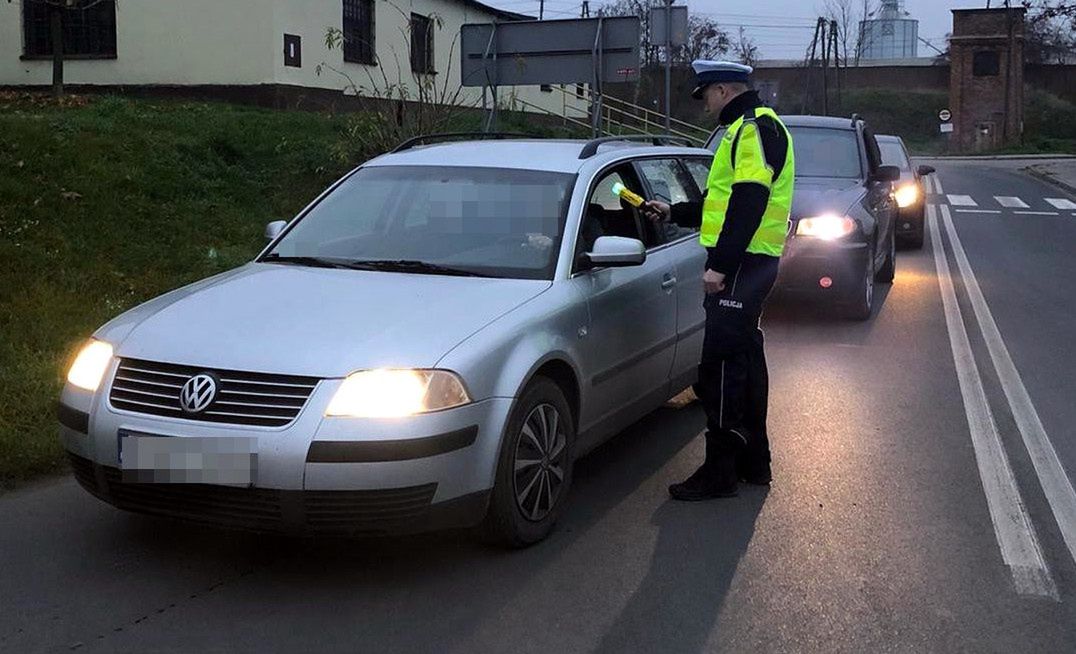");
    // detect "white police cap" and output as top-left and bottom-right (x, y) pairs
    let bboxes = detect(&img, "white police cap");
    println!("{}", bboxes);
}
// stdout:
(691, 60), (753, 98)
